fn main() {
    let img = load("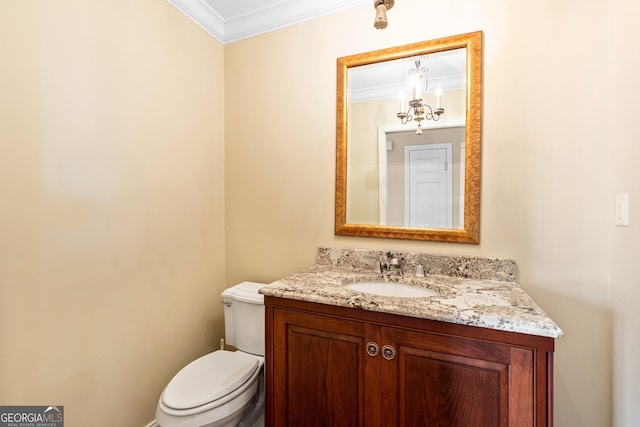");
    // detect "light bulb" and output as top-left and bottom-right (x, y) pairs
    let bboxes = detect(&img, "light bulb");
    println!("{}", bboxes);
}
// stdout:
(415, 74), (423, 100)
(410, 74), (420, 100)
(374, 3), (388, 29)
